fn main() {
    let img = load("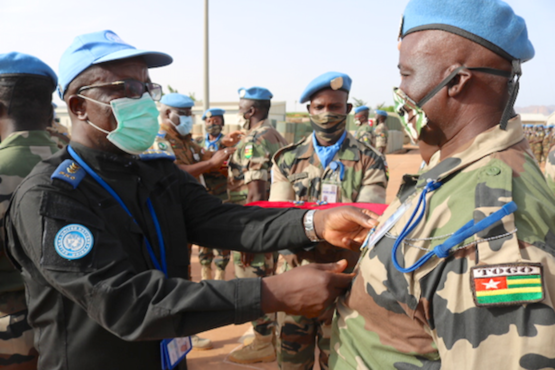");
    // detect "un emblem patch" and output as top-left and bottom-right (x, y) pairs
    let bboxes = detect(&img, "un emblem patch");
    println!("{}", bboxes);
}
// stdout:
(54, 224), (94, 260)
